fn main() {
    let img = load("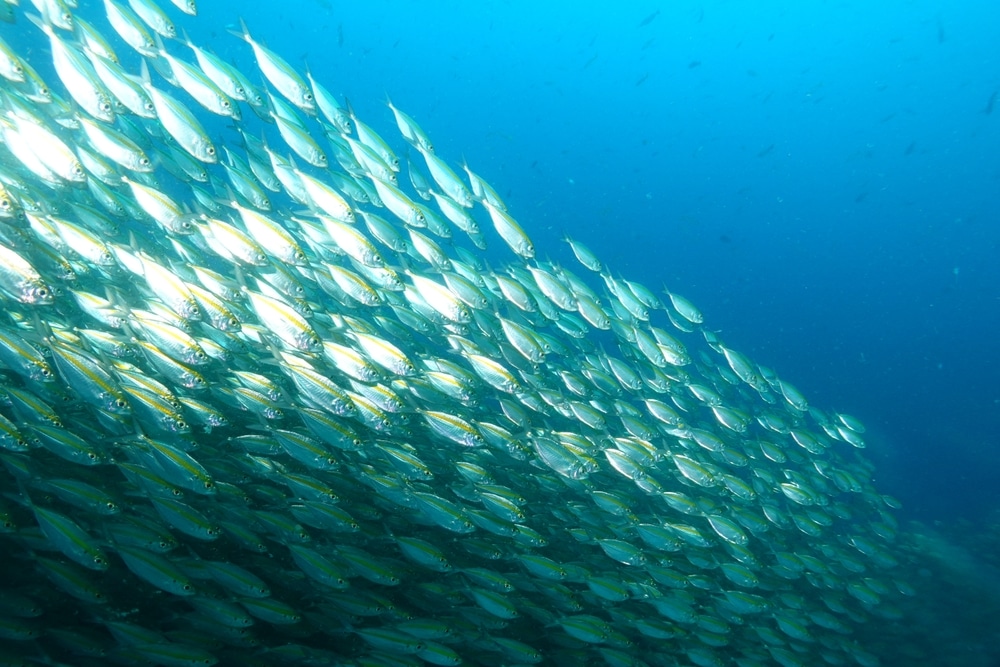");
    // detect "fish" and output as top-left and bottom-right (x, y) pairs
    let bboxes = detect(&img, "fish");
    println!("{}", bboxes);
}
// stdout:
(26, 12), (115, 123)
(0, 2), (919, 666)
(984, 87), (999, 115)
(638, 9), (661, 27)
(229, 17), (314, 113)
(139, 67), (218, 163)
(103, 0), (157, 56)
